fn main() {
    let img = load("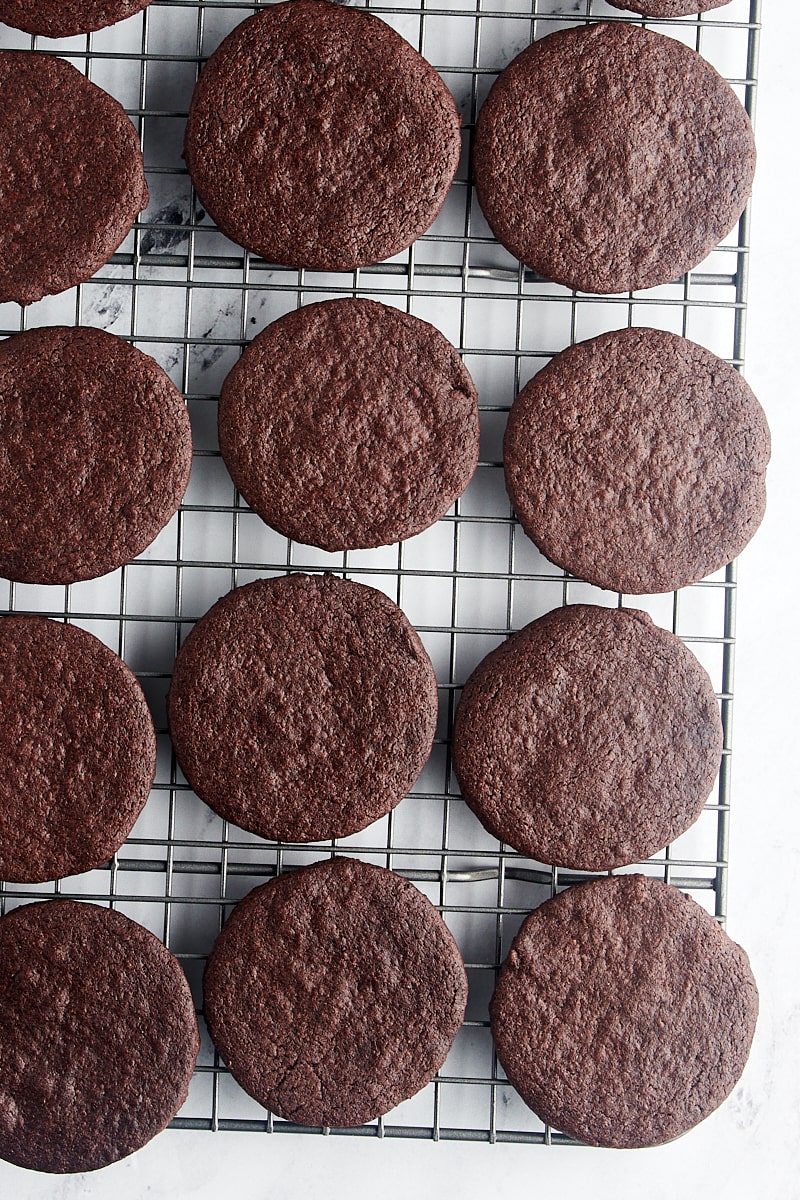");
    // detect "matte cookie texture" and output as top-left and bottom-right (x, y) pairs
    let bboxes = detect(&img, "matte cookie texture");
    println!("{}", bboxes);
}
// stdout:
(452, 604), (723, 872)
(472, 22), (755, 293)
(0, 52), (148, 306)
(204, 856), (467, 1127)
(503, 327), (770, 594)
(0, 615), (156, 883)
(219, 298), (480, 551)
(607, 1), (729, 14)
(168, 574), (438, 843)
(0, 325), (192, 584)
(0, 0), (151, 36)
(184, 0), (461, 271)
(490, 874), (758, 1147)
(0, 899), (199, 1173)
